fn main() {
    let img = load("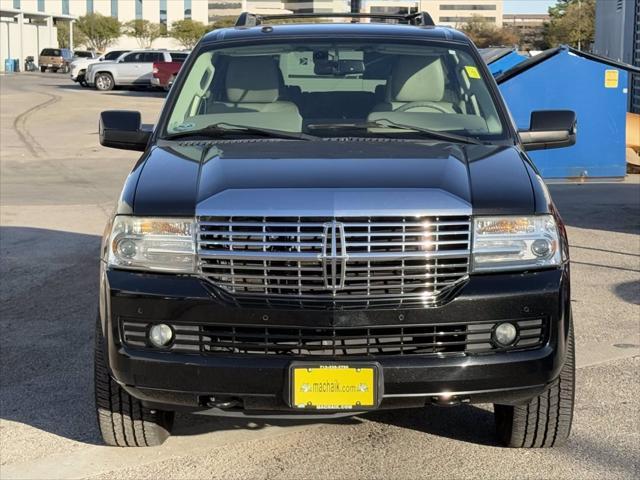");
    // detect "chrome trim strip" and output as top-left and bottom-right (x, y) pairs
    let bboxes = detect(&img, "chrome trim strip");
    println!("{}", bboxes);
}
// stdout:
(383, 384), (546, 398)
(196, 188), (472, 218)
